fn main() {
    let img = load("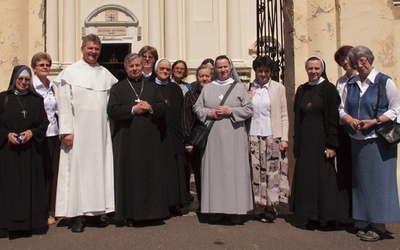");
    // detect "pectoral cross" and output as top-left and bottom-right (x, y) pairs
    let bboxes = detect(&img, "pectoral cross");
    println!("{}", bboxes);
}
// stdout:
(135, 98), (142, 103)
(21, 110), (27, 118)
